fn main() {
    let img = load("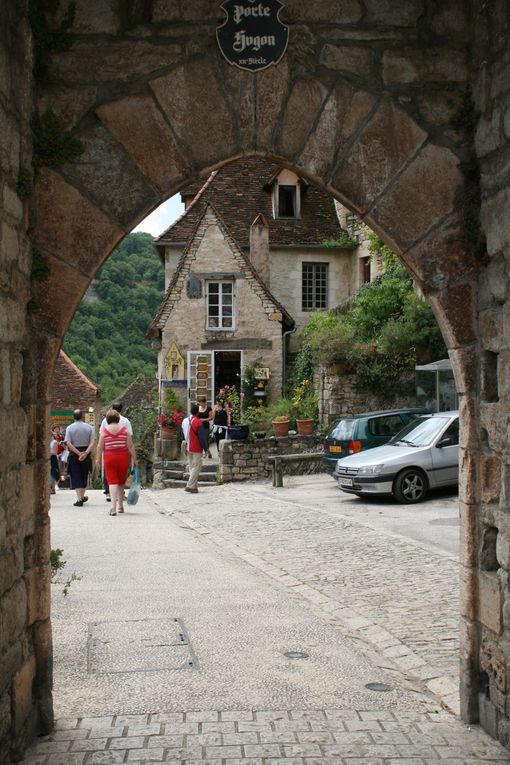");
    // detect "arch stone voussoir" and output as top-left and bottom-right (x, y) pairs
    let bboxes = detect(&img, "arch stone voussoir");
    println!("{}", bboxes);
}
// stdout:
(298, 79), (376, 182)
(58, 124), (160, 230)
(274, 78), (328, 159)
(372, 143), (464, 251)
(429, 281), (477, 349)
(97, 95), (193, 196)
(402, 214), (478, 291)
(331, 99), (428, 216)
(34, 170), (124, 275)
(150, 59), (239, 170)
(255, 60), (291, 148)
